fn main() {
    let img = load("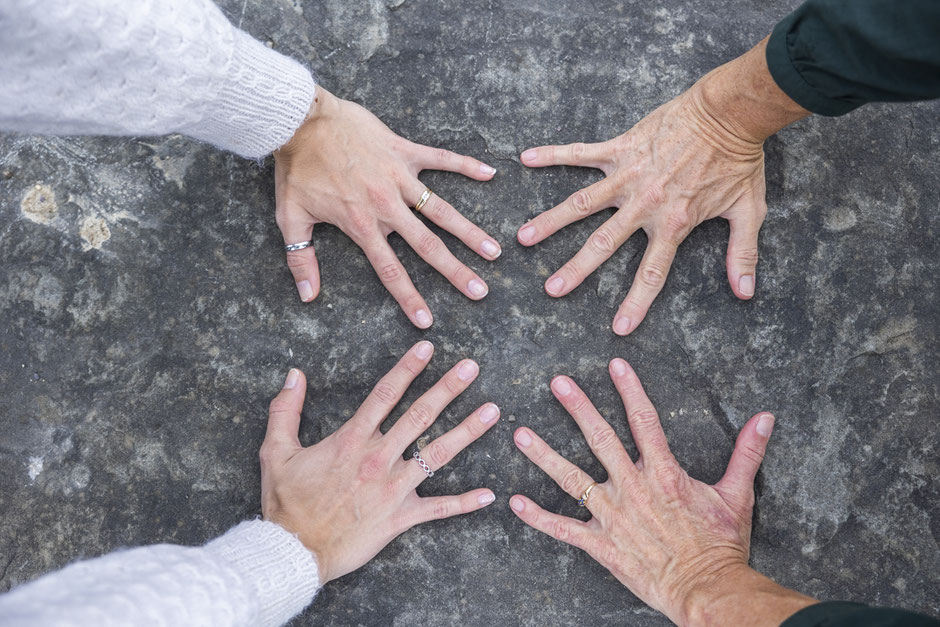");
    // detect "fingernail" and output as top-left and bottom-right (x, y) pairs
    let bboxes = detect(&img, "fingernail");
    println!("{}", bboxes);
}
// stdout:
(415, 341), (434, 359)
(415, 309), (433, 328)
(518, 225), (536, 244)
(515, 429), (532, 447)
(545, 276), (565, 296)
(468, 279), (489, 298)
(480, 164), (497, 176)
(551, 377), (572, 396)
(480, 403), (500, 424)
(610, 358), (627, 376)
(756, 413), (775, 437)
(284, 368), (299, 389)
(510, 496), (525, 512)
(613, 317), (632, 336)
(521, 149), (537, 162)
(296, 280), (314, 302)
(458, 360), (479, 381)
(478, 491), (496, 505)
(481, 240), (501, 258)
(739, 275), (755, 297)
